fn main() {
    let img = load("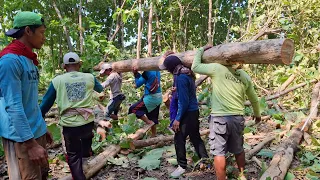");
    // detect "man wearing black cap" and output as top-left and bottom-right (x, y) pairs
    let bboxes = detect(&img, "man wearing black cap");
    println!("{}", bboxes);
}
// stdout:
(159, 52), (209, 178)
(0, 11), (50, 179)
